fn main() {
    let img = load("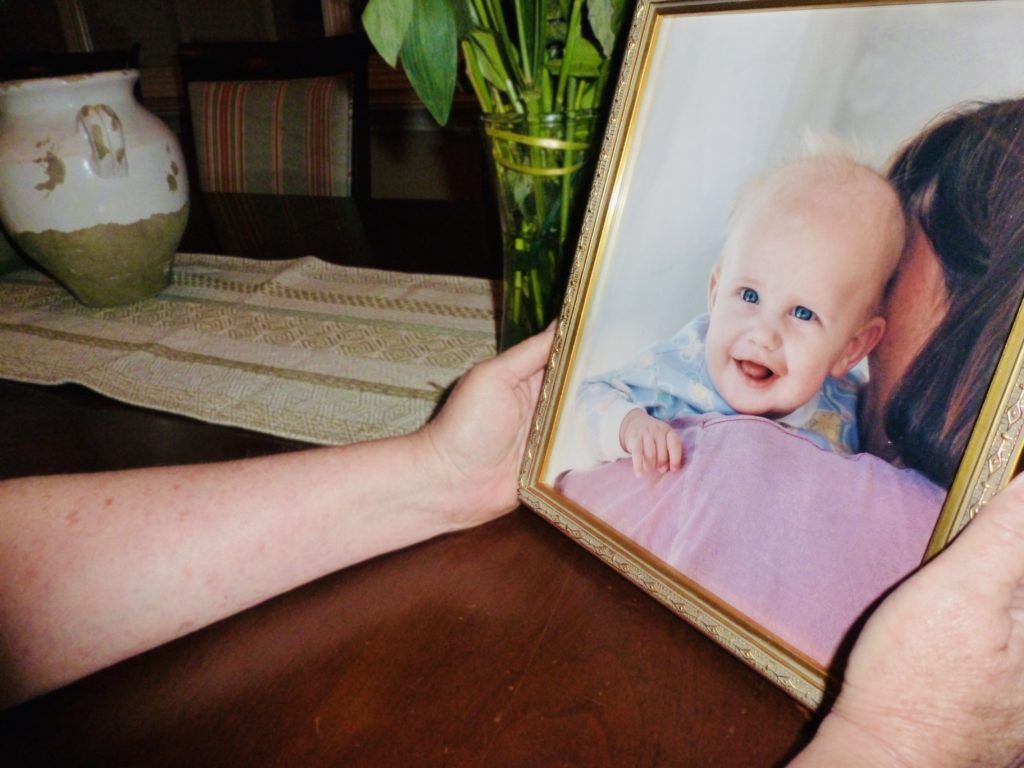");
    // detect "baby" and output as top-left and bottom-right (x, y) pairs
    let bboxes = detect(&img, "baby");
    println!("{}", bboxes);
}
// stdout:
(578, 153), (906, 475)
